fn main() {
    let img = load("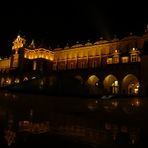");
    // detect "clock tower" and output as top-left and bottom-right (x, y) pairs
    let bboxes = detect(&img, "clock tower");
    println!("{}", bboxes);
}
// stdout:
(11, 34), (26, 68)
